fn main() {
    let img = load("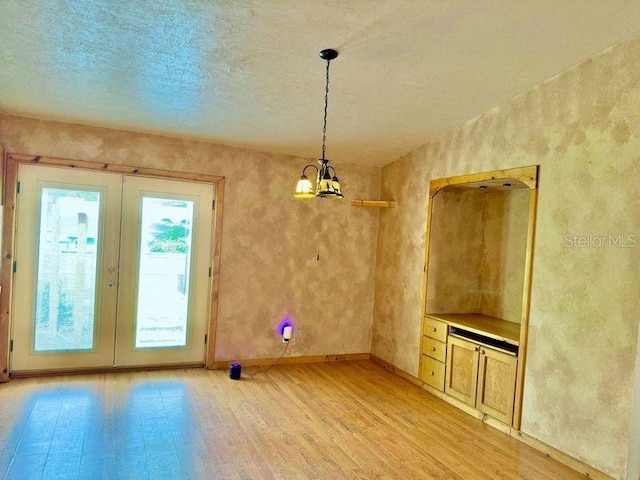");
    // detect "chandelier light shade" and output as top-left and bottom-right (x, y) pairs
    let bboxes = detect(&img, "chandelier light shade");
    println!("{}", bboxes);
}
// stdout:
(294, 48), (344, 199)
